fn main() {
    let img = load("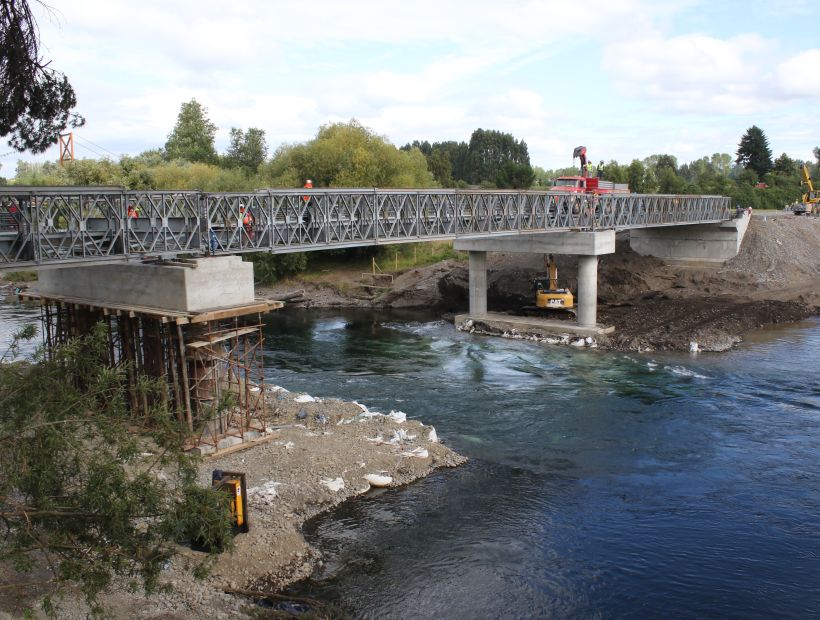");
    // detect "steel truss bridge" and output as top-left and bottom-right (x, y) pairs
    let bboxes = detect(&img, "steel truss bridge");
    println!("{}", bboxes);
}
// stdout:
(0, 186), (732, 268)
